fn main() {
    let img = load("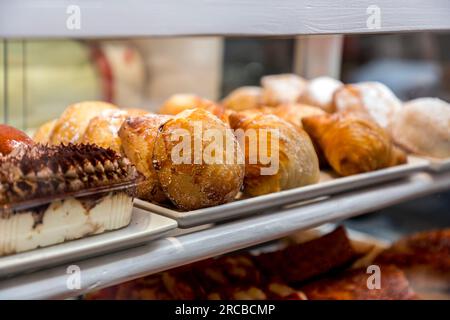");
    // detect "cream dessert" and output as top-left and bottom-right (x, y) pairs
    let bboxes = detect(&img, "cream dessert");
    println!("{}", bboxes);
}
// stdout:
(0, 144), (139, 256)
